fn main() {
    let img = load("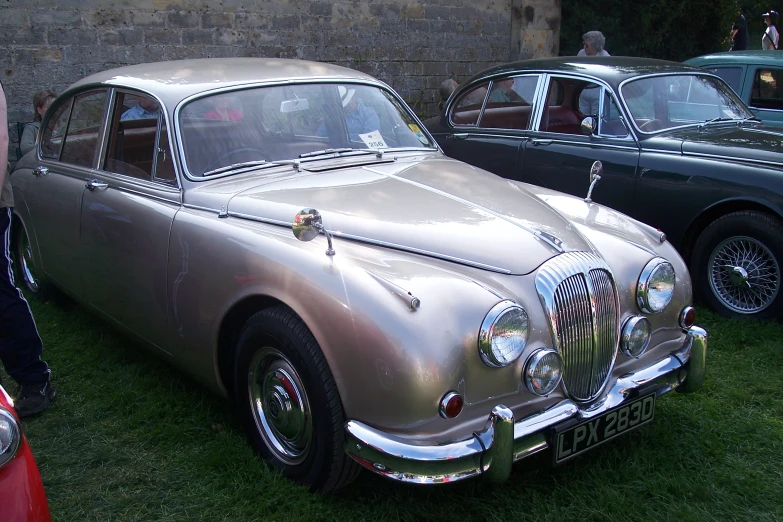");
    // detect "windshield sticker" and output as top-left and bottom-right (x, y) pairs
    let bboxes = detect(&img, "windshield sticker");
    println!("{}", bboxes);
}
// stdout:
(408, 123), (429, 145)
(359, 131), (388, 149)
